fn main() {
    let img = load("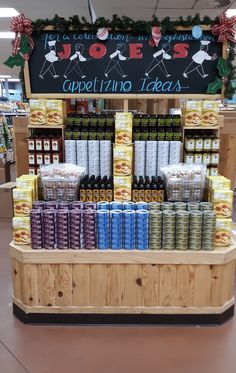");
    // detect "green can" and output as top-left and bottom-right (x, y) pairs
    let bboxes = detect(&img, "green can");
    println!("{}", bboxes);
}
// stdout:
(200, 202), (213, 212)
(202, 211), (216, 250)
(187, 202), (200, 211)
(161, 202), (174, 211)
(149, 210), (162, 250)
(189, 211), (203, 250)
(149, 202), (161, 211)
(163, 211), (176, 250)
(175, 211), (189, 250)
(174, 202), (187, 211)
